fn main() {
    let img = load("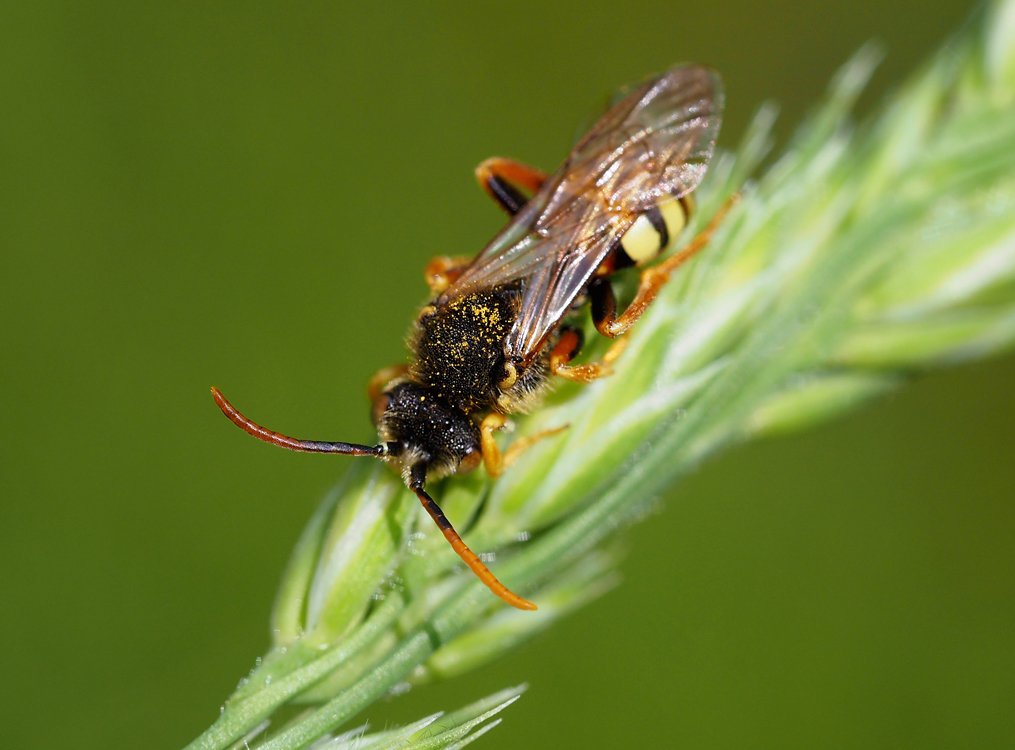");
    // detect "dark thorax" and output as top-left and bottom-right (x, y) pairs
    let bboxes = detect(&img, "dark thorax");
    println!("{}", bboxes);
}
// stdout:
(373, 380), (481, 480)
(411, 285), (522, 414)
